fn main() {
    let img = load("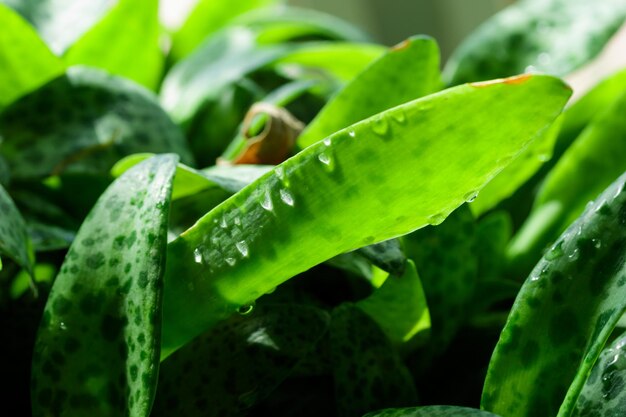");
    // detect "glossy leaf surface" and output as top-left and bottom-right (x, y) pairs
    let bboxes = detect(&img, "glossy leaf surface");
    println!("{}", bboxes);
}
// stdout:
(31, 155), (177, 417)
(160, 75), (570, 355)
